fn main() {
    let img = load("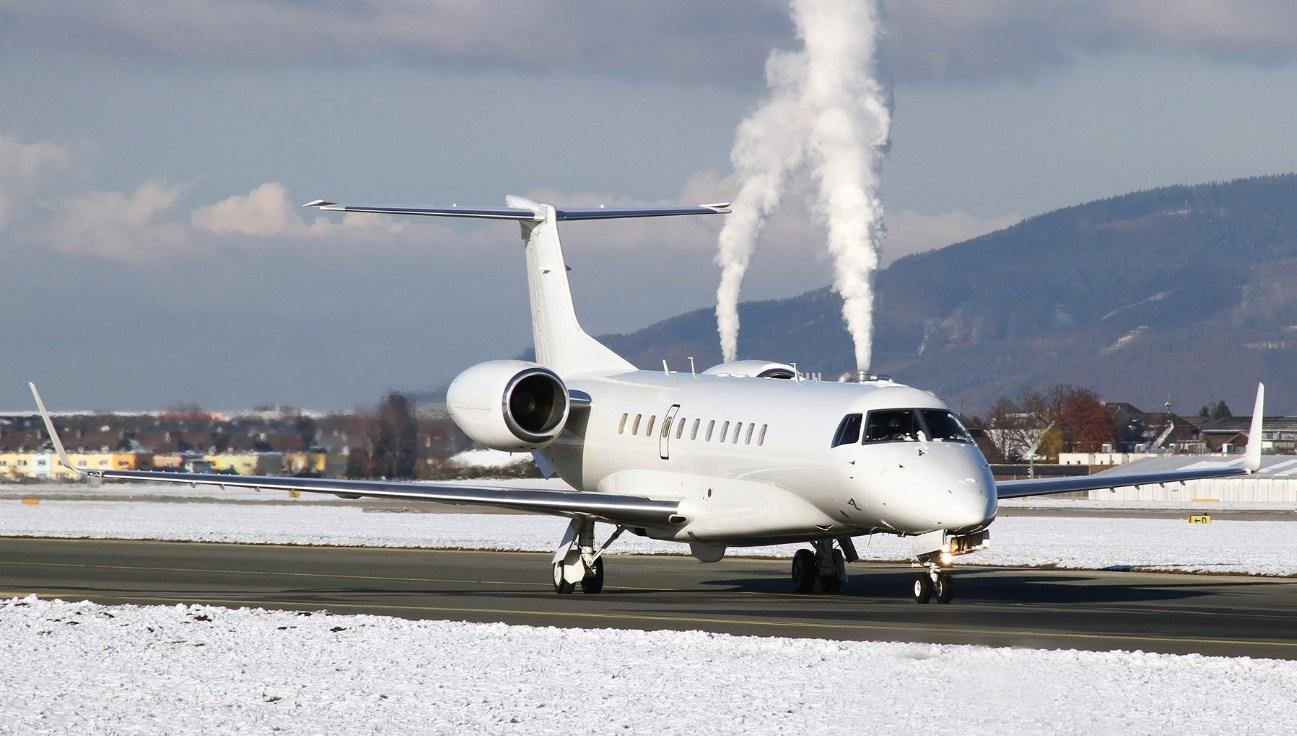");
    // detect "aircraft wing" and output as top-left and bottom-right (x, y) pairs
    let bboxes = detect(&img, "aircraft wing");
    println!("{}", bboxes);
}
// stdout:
(997, 383), (1264, 500)
(996, 461), (1248, 499)
(28, 385), (680, 529)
